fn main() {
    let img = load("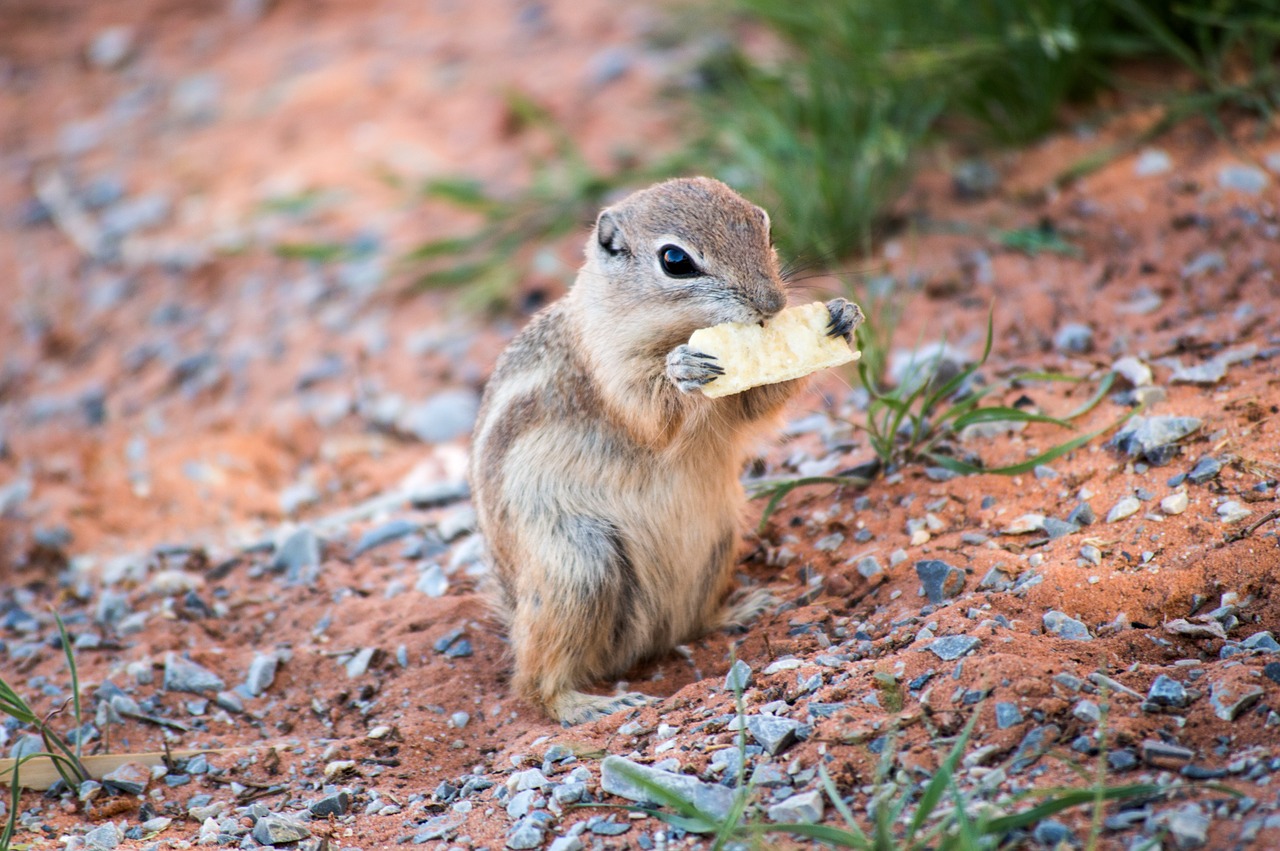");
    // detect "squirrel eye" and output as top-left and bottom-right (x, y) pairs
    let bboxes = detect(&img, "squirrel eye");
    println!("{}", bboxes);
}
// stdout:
(659, 245), (700, 278)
